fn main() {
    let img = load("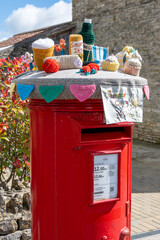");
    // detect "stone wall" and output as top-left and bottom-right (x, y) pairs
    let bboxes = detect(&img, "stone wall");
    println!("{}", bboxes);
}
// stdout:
(0, 188), (31, 240)
(73, 0), (160, 143)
